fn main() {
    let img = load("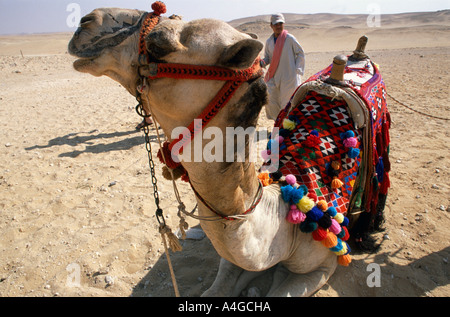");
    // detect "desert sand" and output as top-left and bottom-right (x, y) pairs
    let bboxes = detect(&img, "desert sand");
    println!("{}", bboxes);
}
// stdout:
(0, 10), (449, 297)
